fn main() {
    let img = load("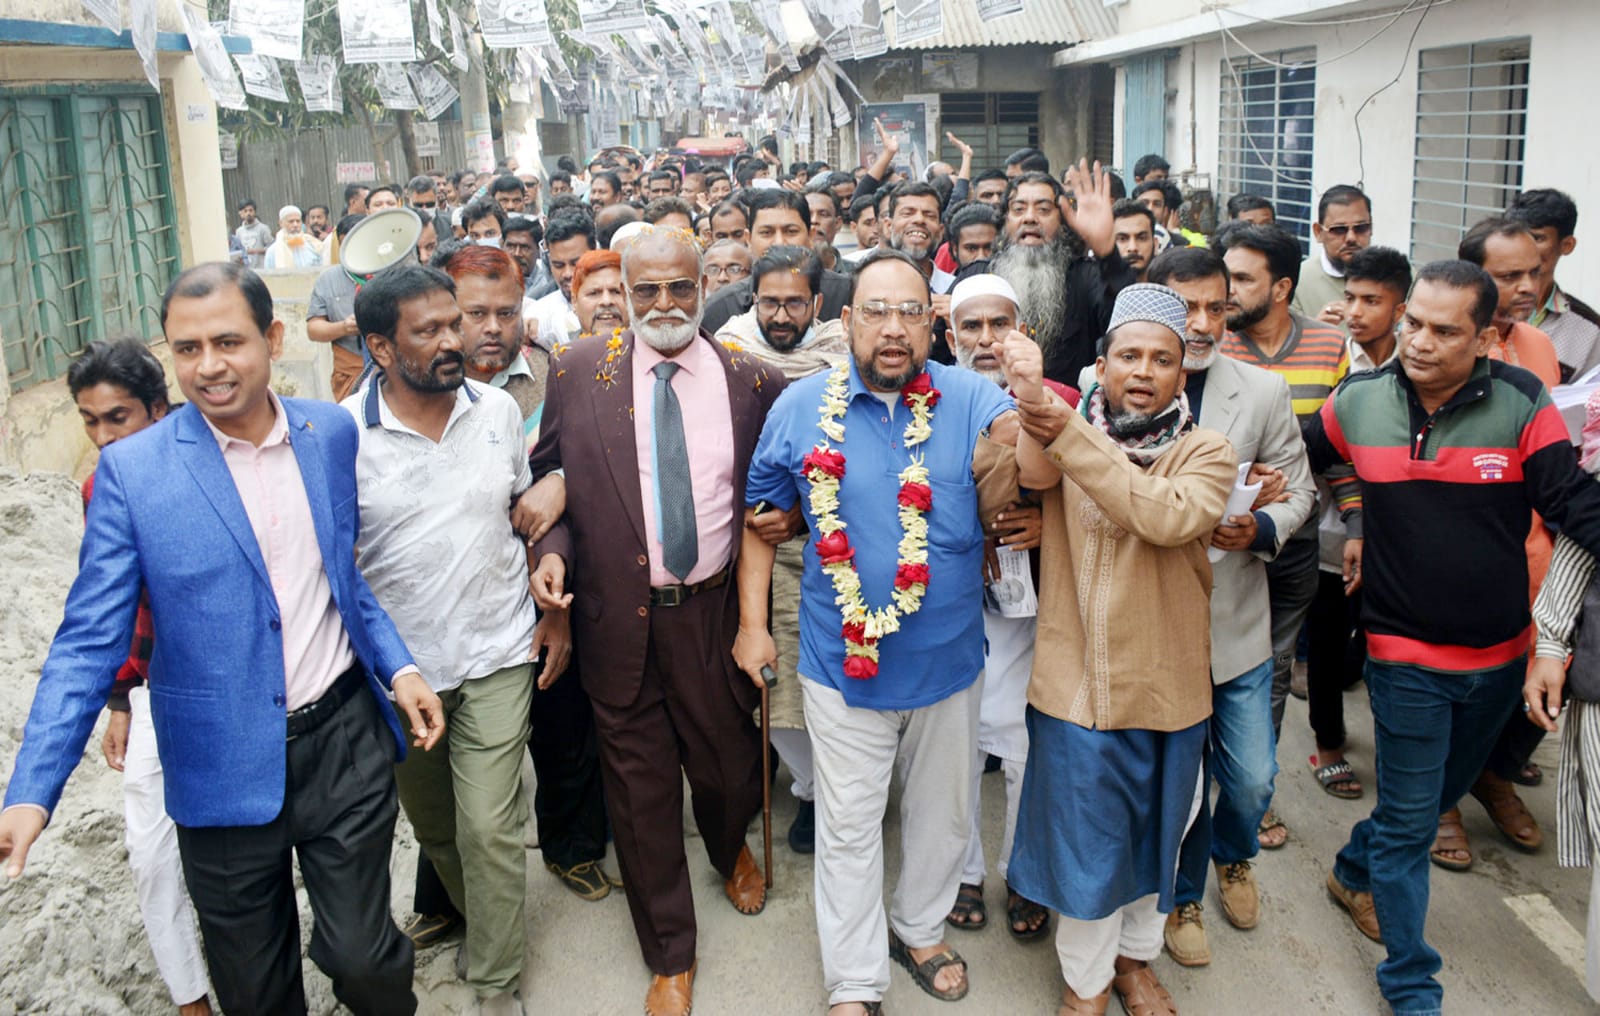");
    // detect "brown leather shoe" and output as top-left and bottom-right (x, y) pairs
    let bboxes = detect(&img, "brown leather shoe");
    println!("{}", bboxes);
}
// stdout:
(1111, 965), (1177, 1016)
(1163, 903), (1210, 967)
(1214, 860), (1260, 930)
(644, 961), (695, 1016)
(724, 844), (766, 915)
(1058, 984), (1111, 1015)
(1325, 870), (1382, 943)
